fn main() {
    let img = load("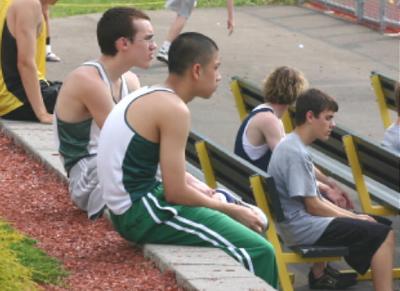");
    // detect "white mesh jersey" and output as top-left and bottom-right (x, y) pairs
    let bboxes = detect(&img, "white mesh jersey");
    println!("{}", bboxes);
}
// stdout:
(54, 61), (130, 172)
(98, 86), (174, 215)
